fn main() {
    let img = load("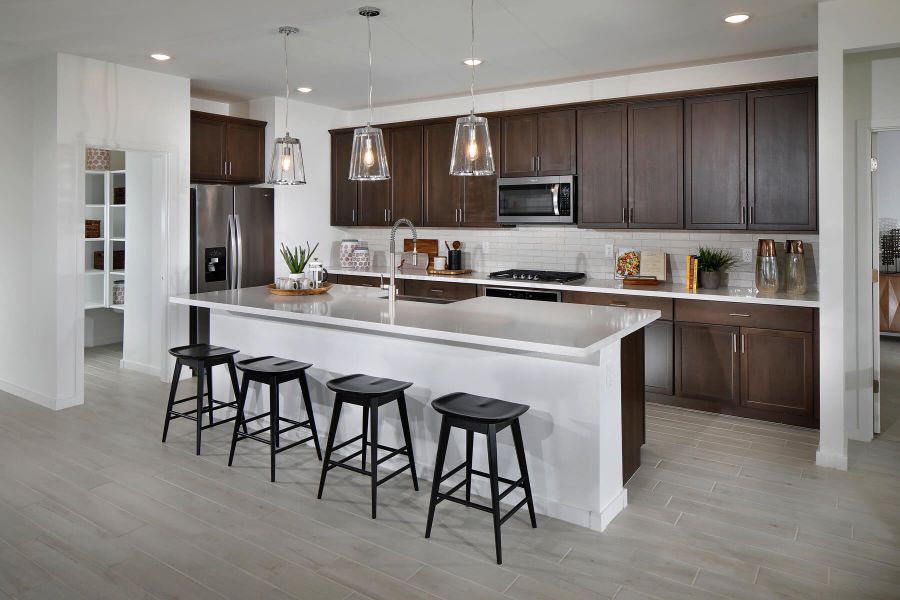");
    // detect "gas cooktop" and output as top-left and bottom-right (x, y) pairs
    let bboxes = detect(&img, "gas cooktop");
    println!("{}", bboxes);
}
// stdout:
(488, 269), (586, 283)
